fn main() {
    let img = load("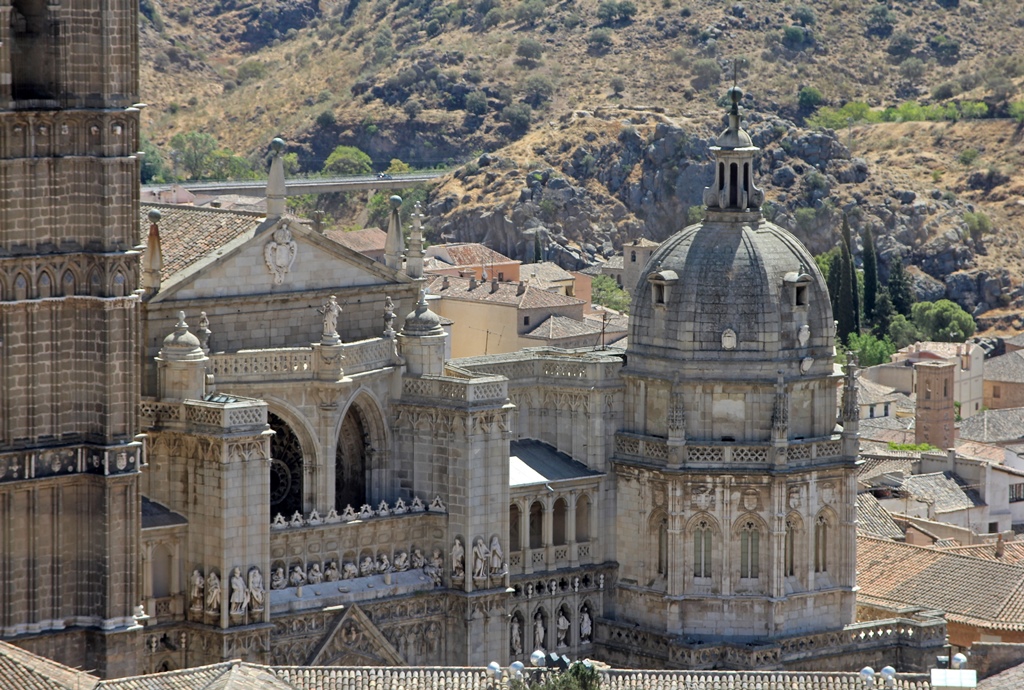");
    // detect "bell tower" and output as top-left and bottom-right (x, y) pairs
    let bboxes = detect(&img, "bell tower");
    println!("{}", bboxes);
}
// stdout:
(0, 0), (143, 678)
